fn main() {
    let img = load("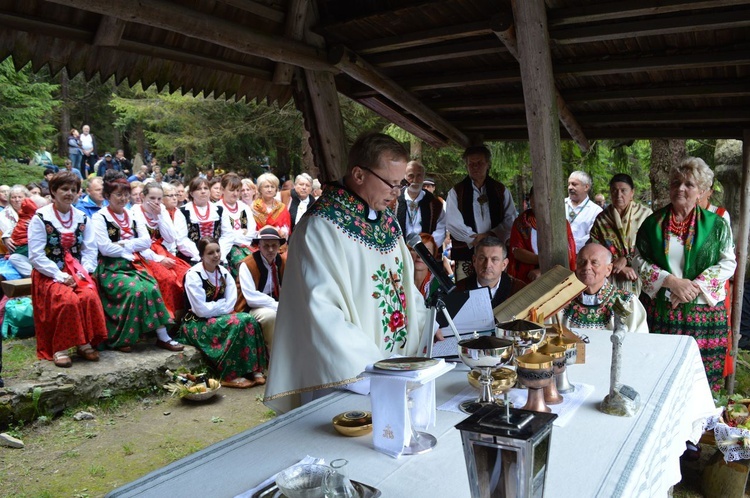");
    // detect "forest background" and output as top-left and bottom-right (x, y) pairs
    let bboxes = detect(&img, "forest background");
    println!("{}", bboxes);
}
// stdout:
(0, 57), (720, 209)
